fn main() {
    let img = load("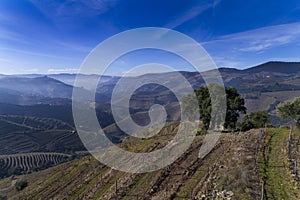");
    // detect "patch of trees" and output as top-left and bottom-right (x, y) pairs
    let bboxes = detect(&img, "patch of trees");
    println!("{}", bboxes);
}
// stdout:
(183, 84), (273, 132)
